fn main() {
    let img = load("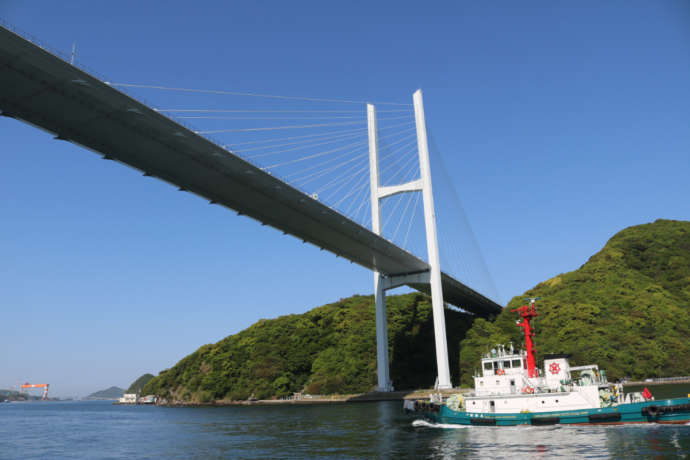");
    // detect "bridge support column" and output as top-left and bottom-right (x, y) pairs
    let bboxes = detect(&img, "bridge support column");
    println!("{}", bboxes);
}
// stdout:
(413, 89), (452, 390)
(367, 103), (393, 392)
(374, 272), (392, 391)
